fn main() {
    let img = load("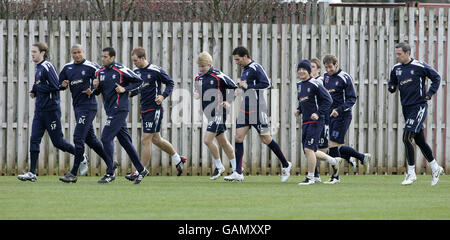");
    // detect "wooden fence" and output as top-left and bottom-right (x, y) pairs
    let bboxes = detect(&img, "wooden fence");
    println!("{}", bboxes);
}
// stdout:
(1, 5), (449, 177)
